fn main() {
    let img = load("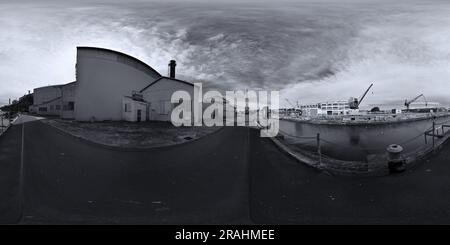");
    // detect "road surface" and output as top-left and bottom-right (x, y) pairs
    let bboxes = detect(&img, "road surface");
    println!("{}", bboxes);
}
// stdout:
(2, 115), (450, 224)
(1, 115), (250, 224)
